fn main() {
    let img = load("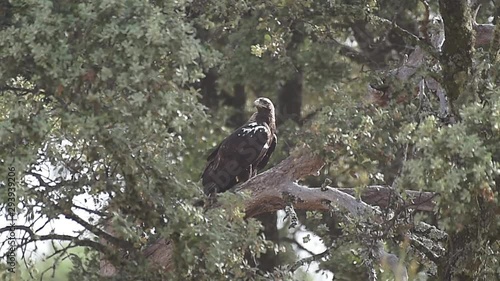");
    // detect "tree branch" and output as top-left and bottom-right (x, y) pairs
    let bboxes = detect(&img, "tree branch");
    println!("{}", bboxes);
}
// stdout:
(290, 248), (331, 272)
(121, 4), (495, 278)
(337, 186), (436, 212)
(102, 149), (430, 280)
(0, 225), (105, 258)
(372, 16), (440, 60)
(474, 23), (495, 47)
